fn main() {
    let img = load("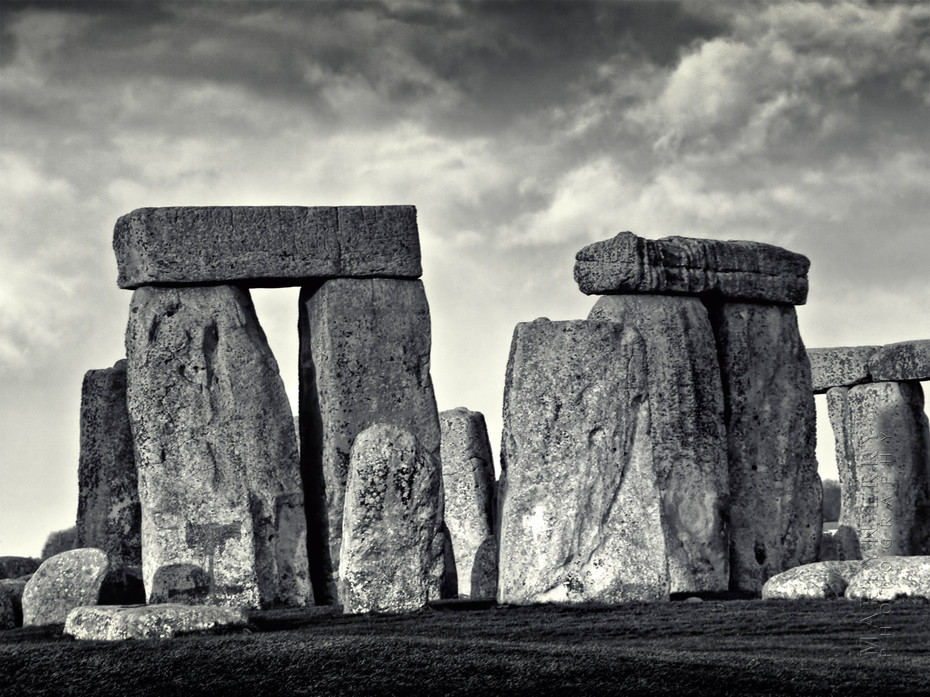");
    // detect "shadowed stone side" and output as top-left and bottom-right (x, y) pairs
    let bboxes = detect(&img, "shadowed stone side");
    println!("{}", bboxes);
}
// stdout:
(339, 425), (448, 614)
(126, 285), (311, 609)
(827, 382), (930, 560)
(588, 295), (729, 593)
(498, 319), (669, 604)
(299, 278), (443, 604)
(114, 206), (421, 288)
(707, 302), (822, 593)
(574, 231), (809, 304)
(22, 549), (109, 626)
(439, 408), (498, 599)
